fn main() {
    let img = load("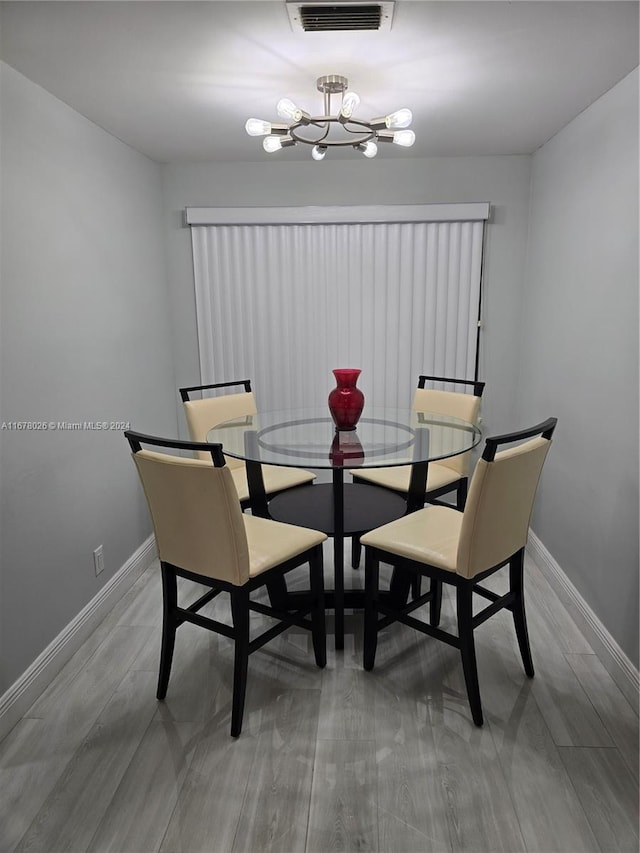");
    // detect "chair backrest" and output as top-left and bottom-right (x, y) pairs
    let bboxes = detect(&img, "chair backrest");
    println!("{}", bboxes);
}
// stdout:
(181, 383), (257, 465)
(456, 418), (557, 578)
(412, 375), (485, 475)
(126, 433), (250, 585)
